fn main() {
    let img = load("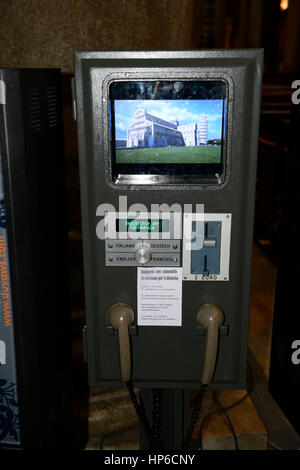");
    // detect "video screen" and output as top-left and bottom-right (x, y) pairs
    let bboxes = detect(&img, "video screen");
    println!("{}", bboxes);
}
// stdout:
(114, 99), (224, 164)
(109, 81), (227, 179)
